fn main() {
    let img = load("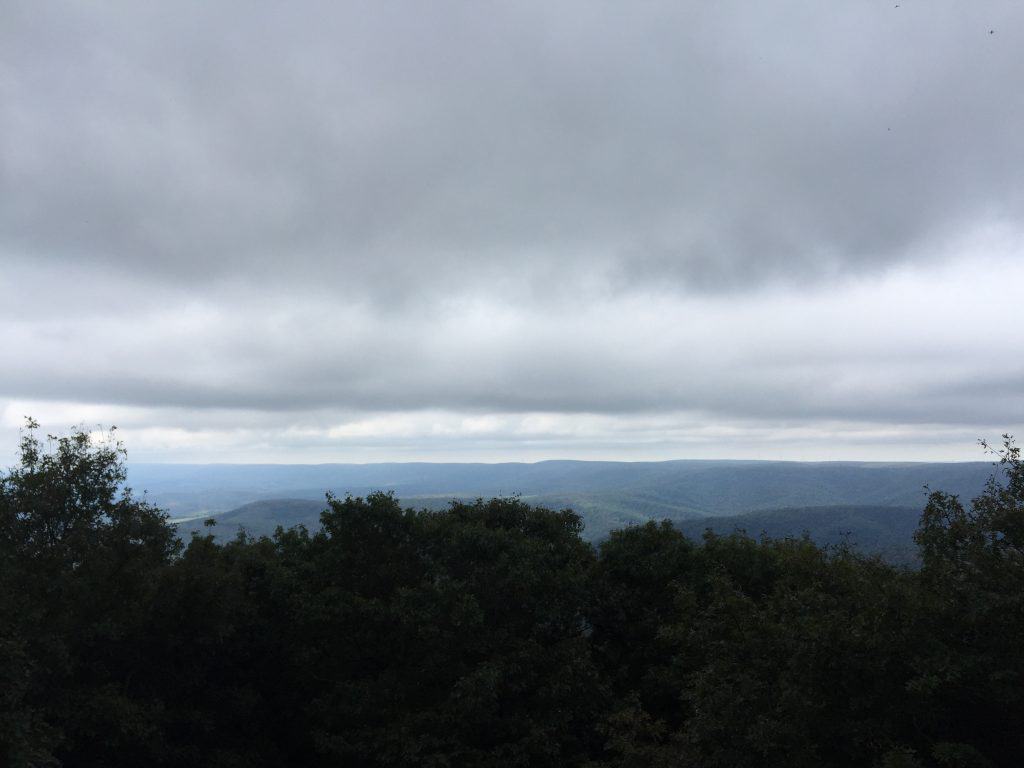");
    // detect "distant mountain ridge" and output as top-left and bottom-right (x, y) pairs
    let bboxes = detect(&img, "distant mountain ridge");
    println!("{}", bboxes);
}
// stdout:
(145, 458), (1000, 541)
